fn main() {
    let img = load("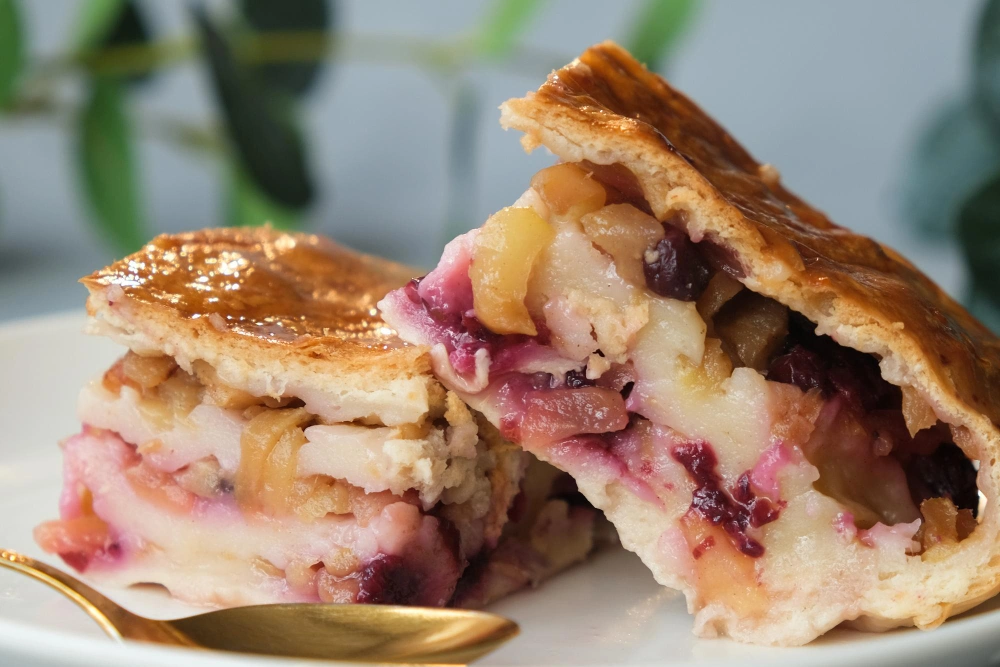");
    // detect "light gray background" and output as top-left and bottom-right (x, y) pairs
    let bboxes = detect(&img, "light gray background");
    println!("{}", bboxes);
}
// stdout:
(0, 0), (980, 320)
